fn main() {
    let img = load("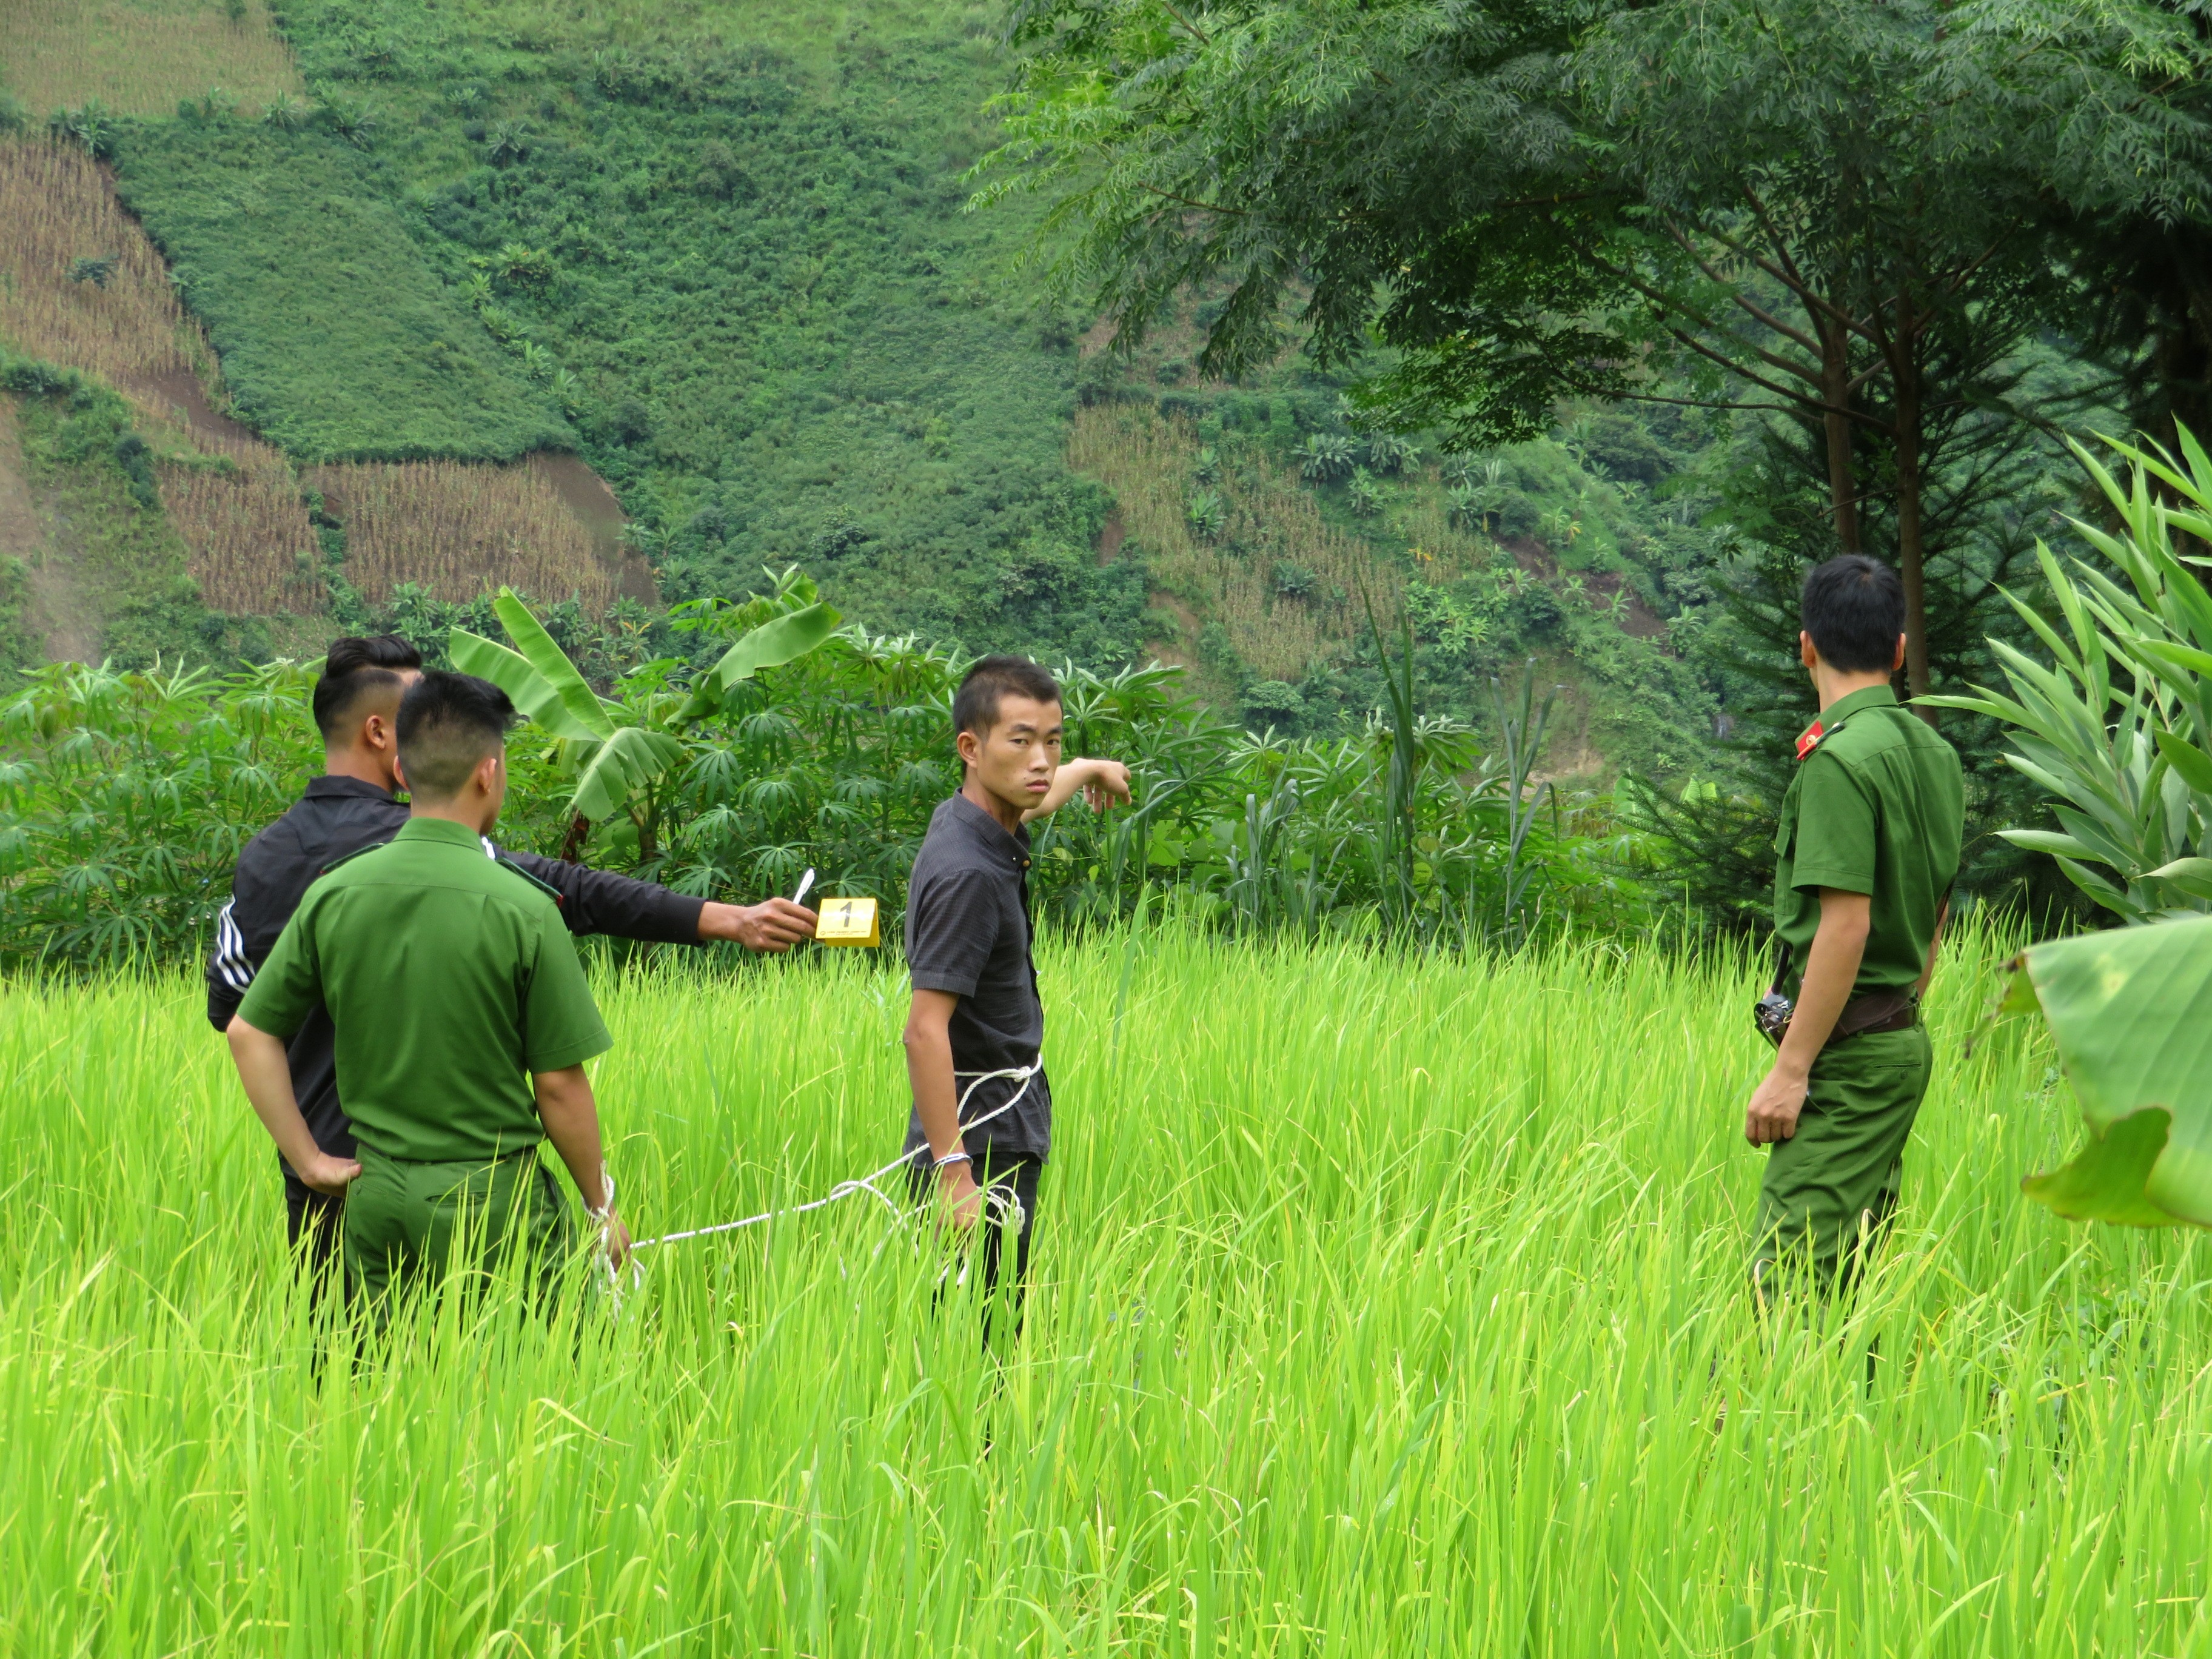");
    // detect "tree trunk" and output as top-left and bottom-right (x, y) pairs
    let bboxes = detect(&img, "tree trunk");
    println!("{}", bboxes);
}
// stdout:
(1819, 315), (1862, 554)
(1890, 300), (1936, 725)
